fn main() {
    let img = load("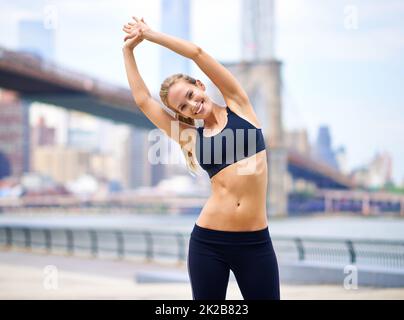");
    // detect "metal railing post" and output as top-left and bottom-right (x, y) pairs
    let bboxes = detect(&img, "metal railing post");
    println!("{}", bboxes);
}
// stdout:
(295, 238), (305, 261)
(5, 227), (12, 248)
(176, 232), (185, 263)
(65, 229), (74, 255)
(144, 231), (153, 261)
(44, 228), (52, 253)
(115, 230), (125, 259)
(23, 228), (31, 250)
(346, 240), (356, 264)
(89, 230), (98, 258)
